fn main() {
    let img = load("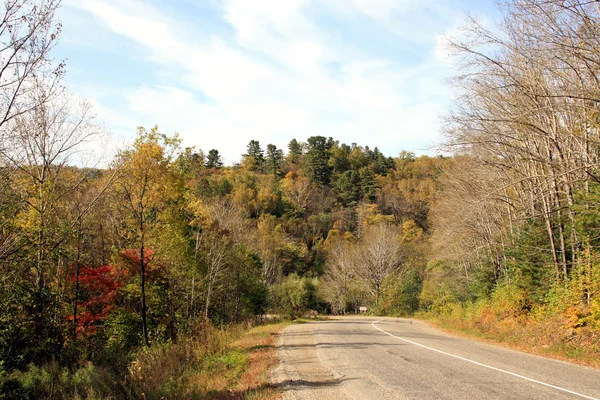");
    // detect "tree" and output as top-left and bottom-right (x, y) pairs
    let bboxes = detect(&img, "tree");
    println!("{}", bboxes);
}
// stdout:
(355, 223), (403, 304)
(0, 93), (113, 358)
(70, 264), (122, 337)
(334, 170), (360, 206)
(371, 147), (394, 175)
(281, 171), (318, 215)
(265, 144), (284, 177)
(287, 138), (304, 165)
(432, 0), (600, 315)
(255, 214), (306, 282)
(271, 274), (319, 318)
(205, 149), (223, 169)
(243, 140), (264, 171)
(197, 222), (233, 319)
(113, 126), (181, 346)
(0, 0), (63, 131)
(305, 136), (332, 185)
(358, 167), (377, 201)
(176, 147), (205, 178)
(329, 143), (351, 176)
(322, 230), (357, 314)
